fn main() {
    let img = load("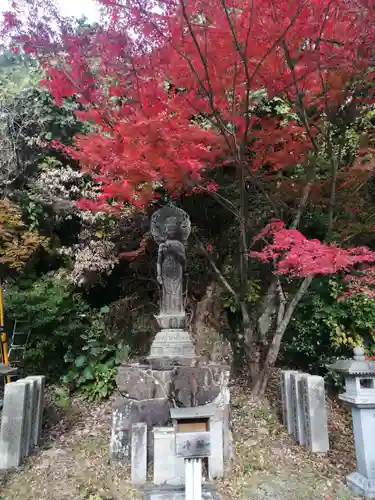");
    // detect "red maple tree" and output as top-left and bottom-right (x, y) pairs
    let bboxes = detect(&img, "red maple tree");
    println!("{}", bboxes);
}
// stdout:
(3, 0), (375, 394)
